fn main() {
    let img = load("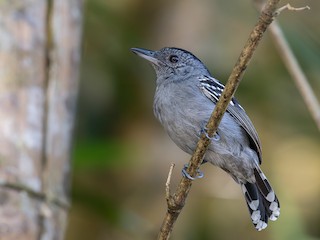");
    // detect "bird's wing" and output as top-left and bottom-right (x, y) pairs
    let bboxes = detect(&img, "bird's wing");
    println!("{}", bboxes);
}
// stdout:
(198, 75), (262, 164)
